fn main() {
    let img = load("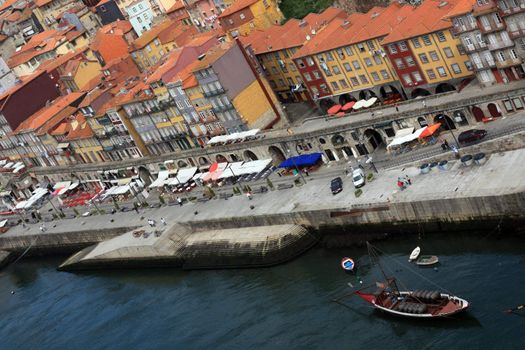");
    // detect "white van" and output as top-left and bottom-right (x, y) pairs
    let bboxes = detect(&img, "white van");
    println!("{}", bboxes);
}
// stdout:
(352, 169), (365, 188)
